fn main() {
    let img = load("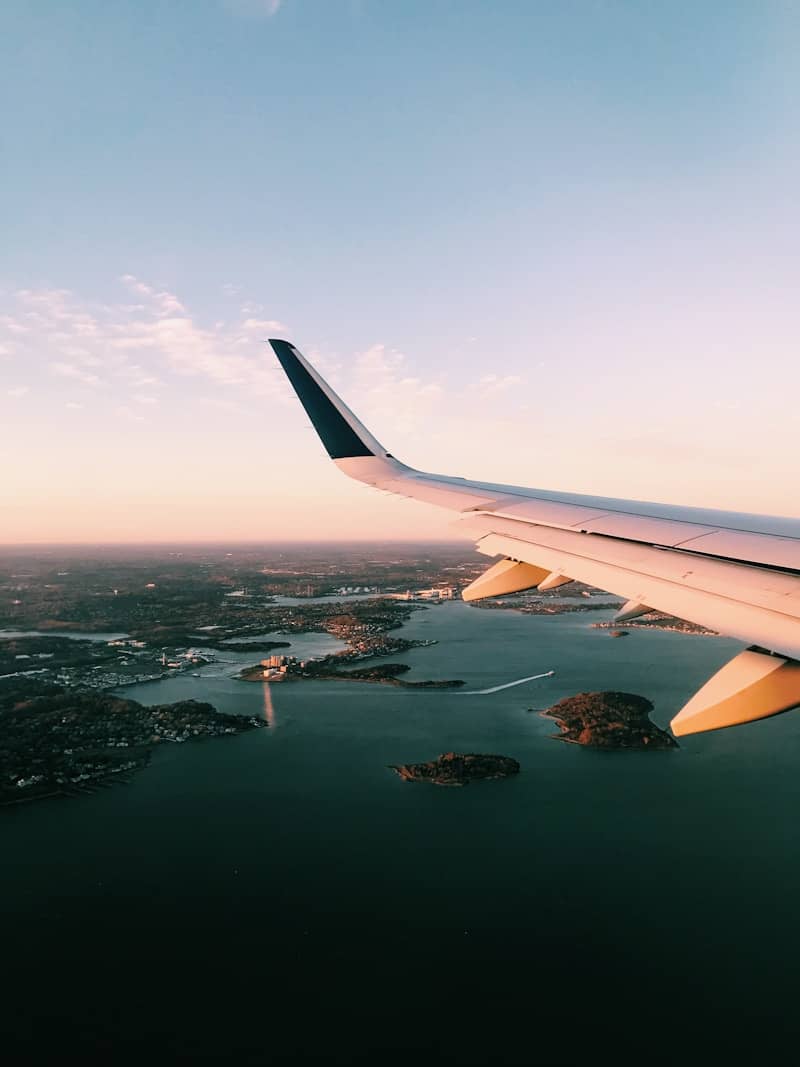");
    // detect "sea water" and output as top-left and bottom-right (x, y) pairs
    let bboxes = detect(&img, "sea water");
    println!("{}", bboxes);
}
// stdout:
(4, 602), (800, 1063)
